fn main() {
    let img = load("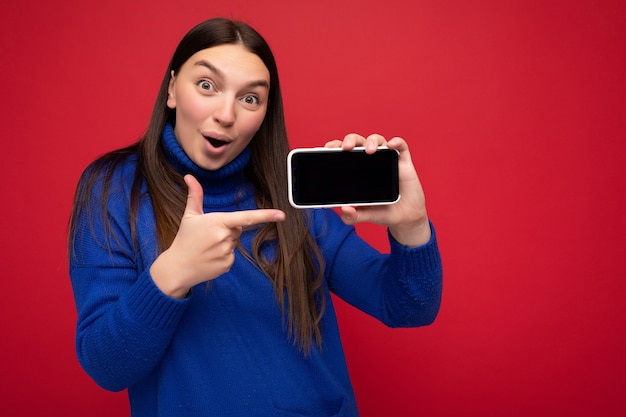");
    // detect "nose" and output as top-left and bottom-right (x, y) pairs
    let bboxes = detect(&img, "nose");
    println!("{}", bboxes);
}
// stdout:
(212, 96), (236, 127)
